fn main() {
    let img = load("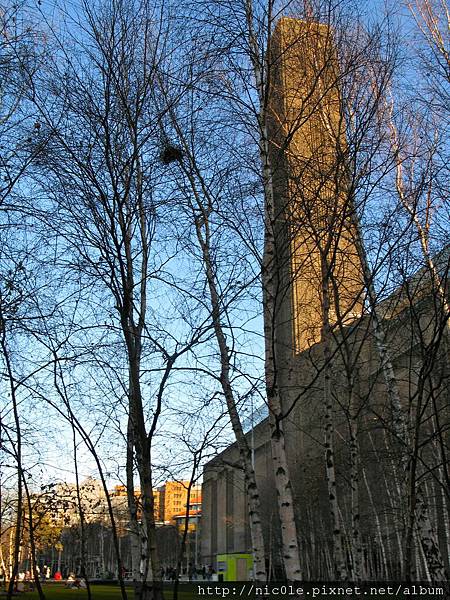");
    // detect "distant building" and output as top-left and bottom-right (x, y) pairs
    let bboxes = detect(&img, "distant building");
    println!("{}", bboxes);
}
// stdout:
(160, 481), (202, 525)
(38, 477), (108, 528)
(111, 480), (202, 526)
